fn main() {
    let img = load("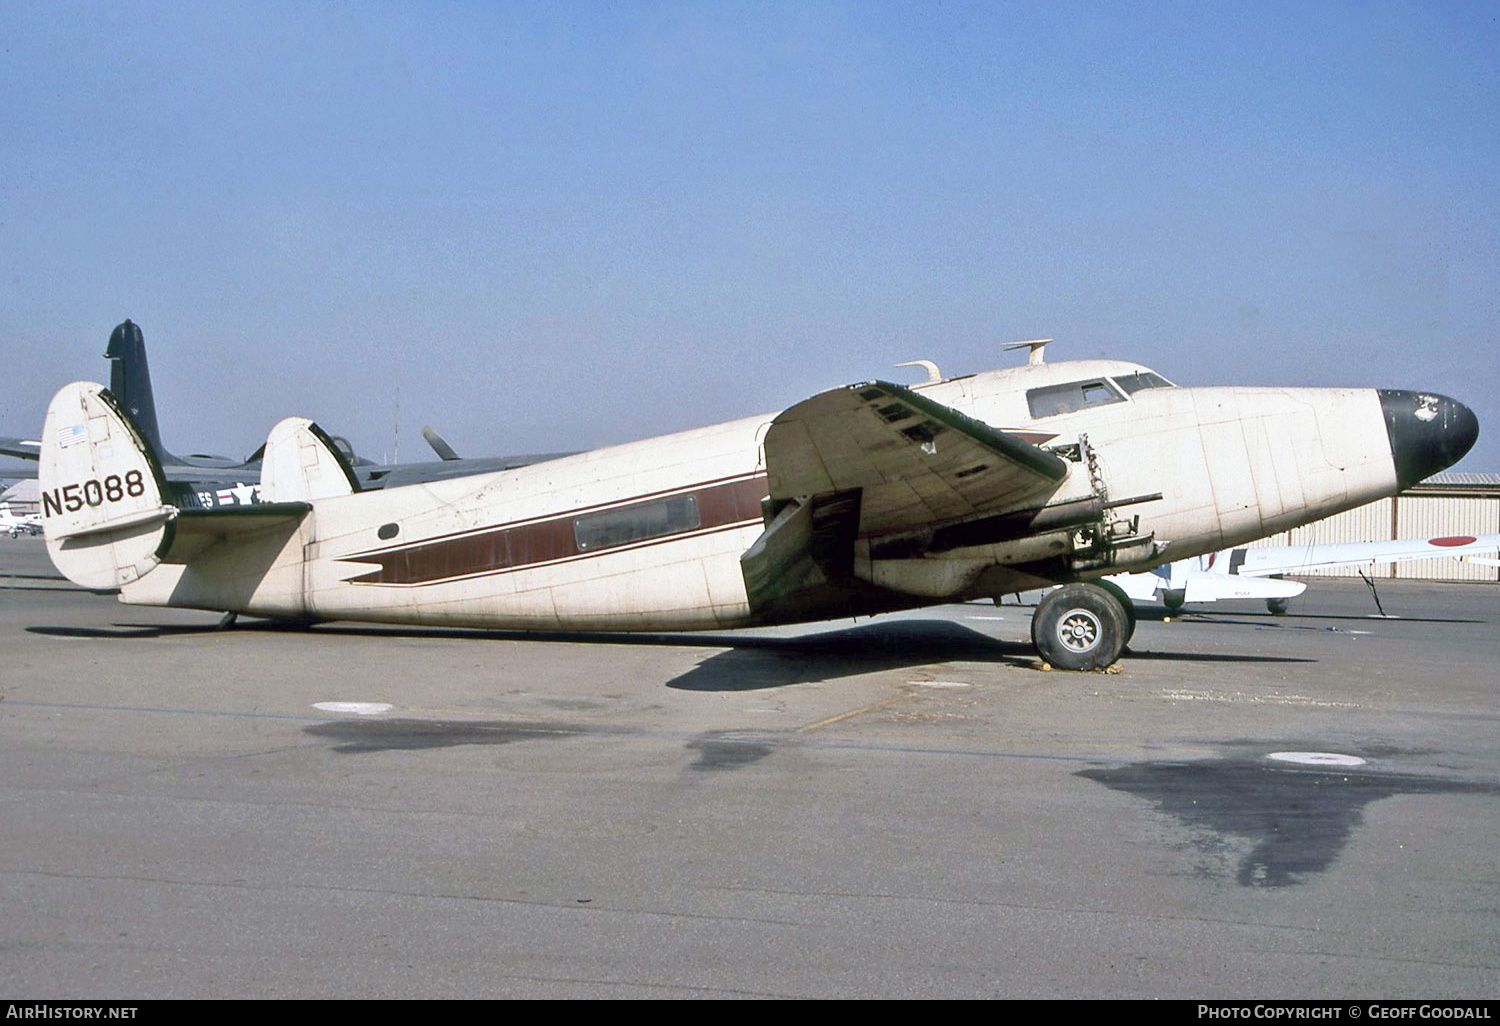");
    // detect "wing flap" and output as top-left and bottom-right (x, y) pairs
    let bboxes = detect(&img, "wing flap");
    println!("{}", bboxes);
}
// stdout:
(764, 381), (1068, 537)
